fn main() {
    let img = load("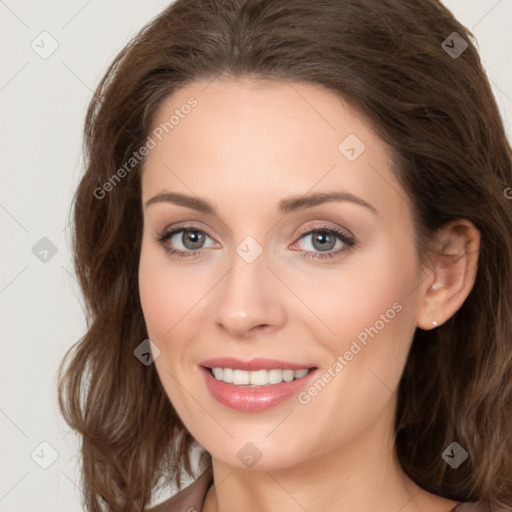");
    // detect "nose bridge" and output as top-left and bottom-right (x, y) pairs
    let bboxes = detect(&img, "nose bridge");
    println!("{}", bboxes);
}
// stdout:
(213, 237), (285, 337)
